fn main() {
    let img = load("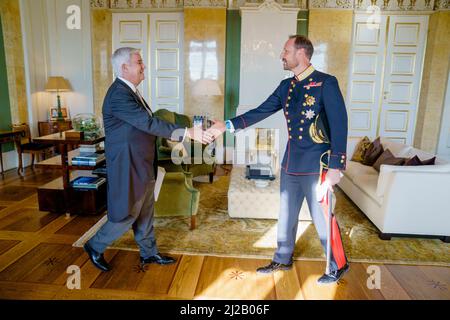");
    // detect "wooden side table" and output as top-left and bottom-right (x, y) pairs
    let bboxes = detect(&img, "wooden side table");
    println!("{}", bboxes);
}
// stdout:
(33, 131), (106, 215)
(38, 120), (72, 136)
(0, 130), (23, 175)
